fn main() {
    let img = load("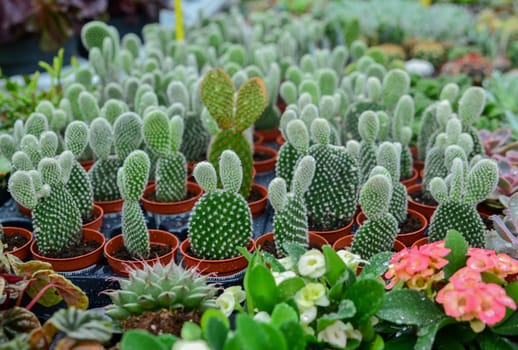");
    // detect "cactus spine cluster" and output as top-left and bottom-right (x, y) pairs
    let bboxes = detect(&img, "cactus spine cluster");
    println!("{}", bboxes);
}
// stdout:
(351, 170), (398, 260)
(118, 150), (151, 259)
(305, 118), (359, 231)
(269, 155), (316, 257)
(143, 111), (187, 202)
(189, 150), (252, 260)
(105, 261), (218, 320)
(428, 156), (498, 247)
(200, 68), (267, 197)
(8, 152), (82, 255)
